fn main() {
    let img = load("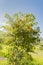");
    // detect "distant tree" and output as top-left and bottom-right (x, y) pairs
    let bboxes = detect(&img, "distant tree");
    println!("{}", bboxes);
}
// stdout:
(0, 12), (40, 65)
